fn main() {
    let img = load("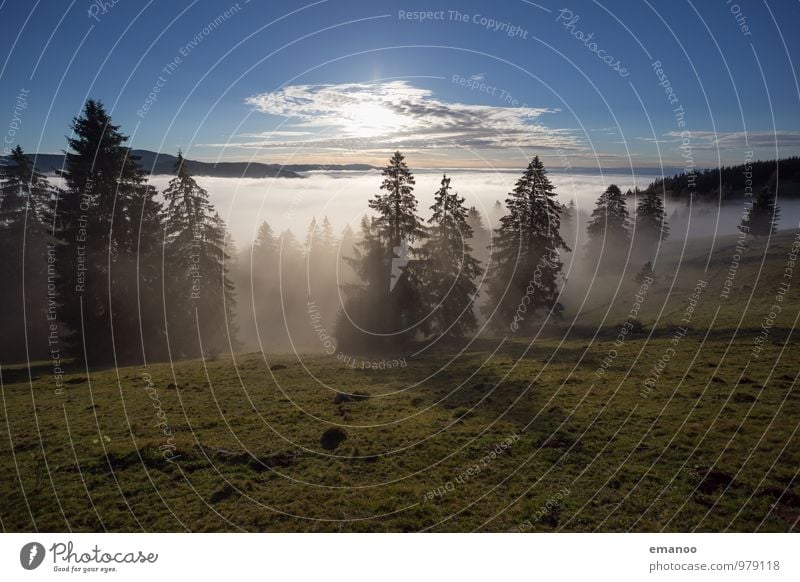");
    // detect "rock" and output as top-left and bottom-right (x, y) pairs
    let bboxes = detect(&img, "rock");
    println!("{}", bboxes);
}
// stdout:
(320, 427), (347, 450)
(695, 466), (734, 493)
(209, 483), (236, 503)
(732, 392), (756, 403)
(270, 364), (287, 371)
(332, 392), (351, 404)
